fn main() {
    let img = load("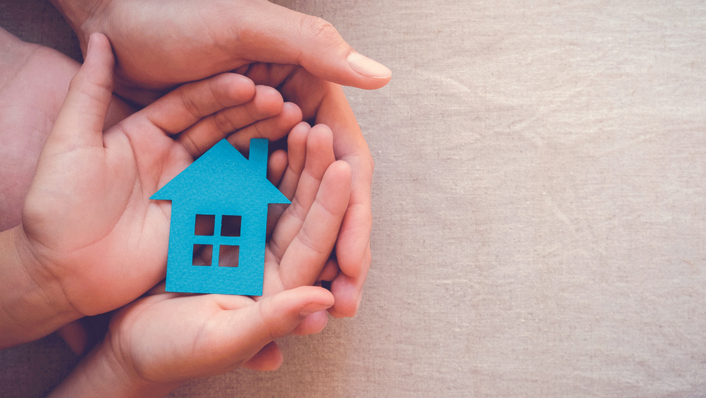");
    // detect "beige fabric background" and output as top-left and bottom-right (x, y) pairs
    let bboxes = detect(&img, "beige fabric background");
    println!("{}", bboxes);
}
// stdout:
(2, 0), (706, 396)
